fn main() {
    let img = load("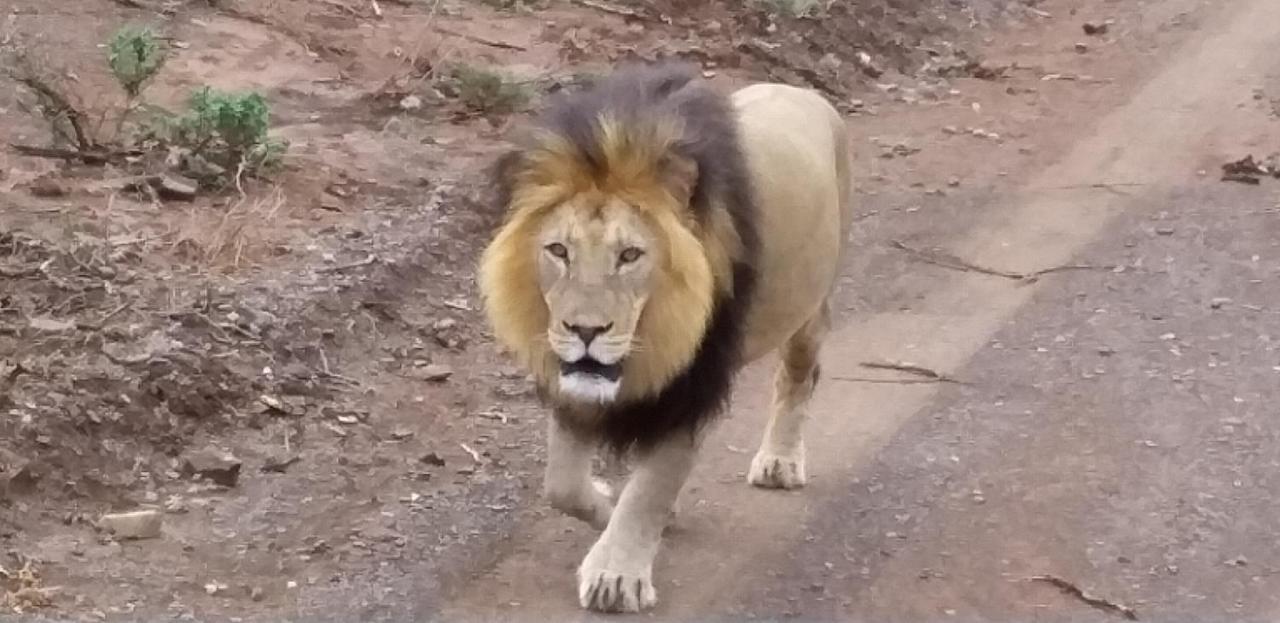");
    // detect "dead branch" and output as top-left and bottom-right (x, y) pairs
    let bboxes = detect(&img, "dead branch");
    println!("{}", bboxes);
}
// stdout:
(888, 240), (1114, 283)
(434, 25), (527, 51)
(1029, 575), (1138, 621)
(9, 70), (96, 151)
(9, 143), (136, 165)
